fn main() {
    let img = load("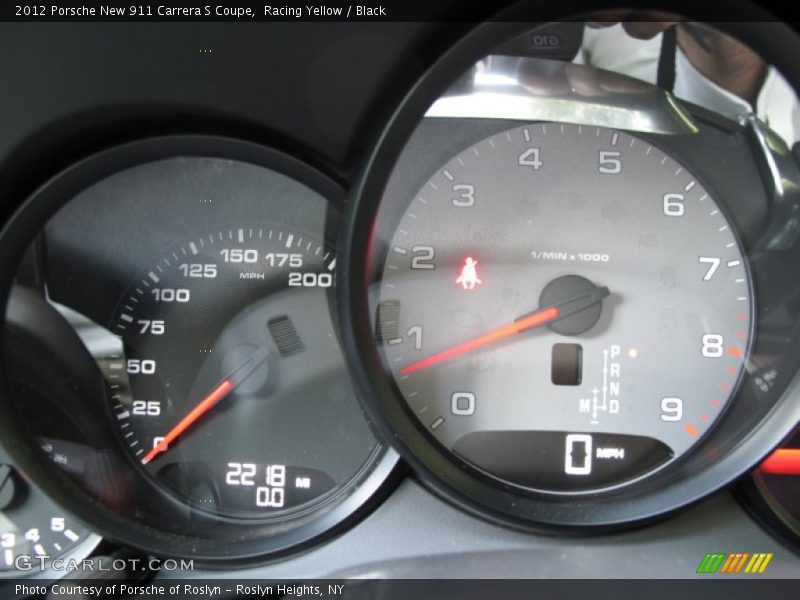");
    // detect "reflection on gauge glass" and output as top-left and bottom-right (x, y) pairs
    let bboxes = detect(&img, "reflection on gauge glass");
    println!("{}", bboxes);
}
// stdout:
(373, 124), (752, 492)
(106, 223), (372, 518)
